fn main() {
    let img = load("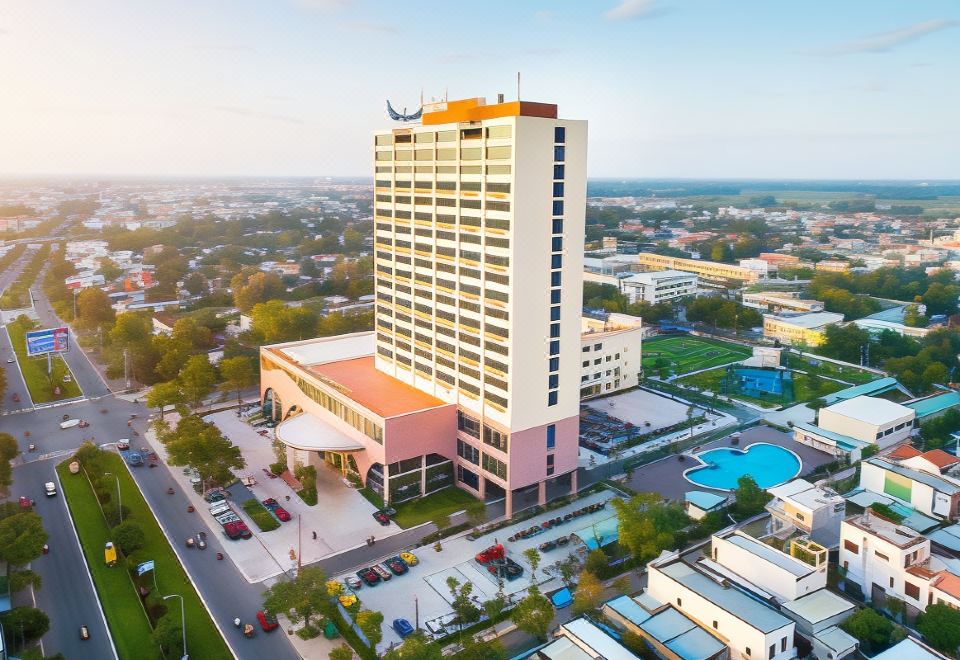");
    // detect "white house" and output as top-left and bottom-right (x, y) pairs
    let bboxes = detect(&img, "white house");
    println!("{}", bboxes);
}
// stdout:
(646, 557), (796, 660)
(620, 270), (698, 304)
(765, 479), (846, 548)
(710, 531), (826, 603)
(859, 456), (960, 521)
